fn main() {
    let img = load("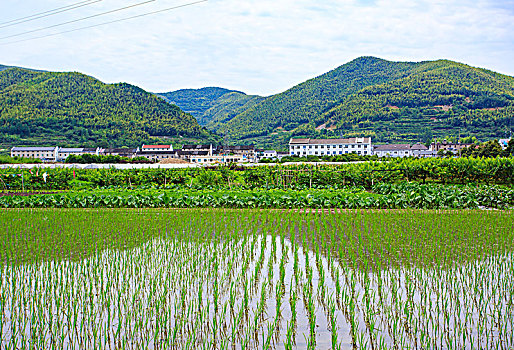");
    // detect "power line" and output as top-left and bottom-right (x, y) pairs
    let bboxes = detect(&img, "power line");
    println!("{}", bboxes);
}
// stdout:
(0, 0), (97, 25)
(0, 0), (208, 46)
(0, 0), (159, 40)
(0, 0), (103, 30)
